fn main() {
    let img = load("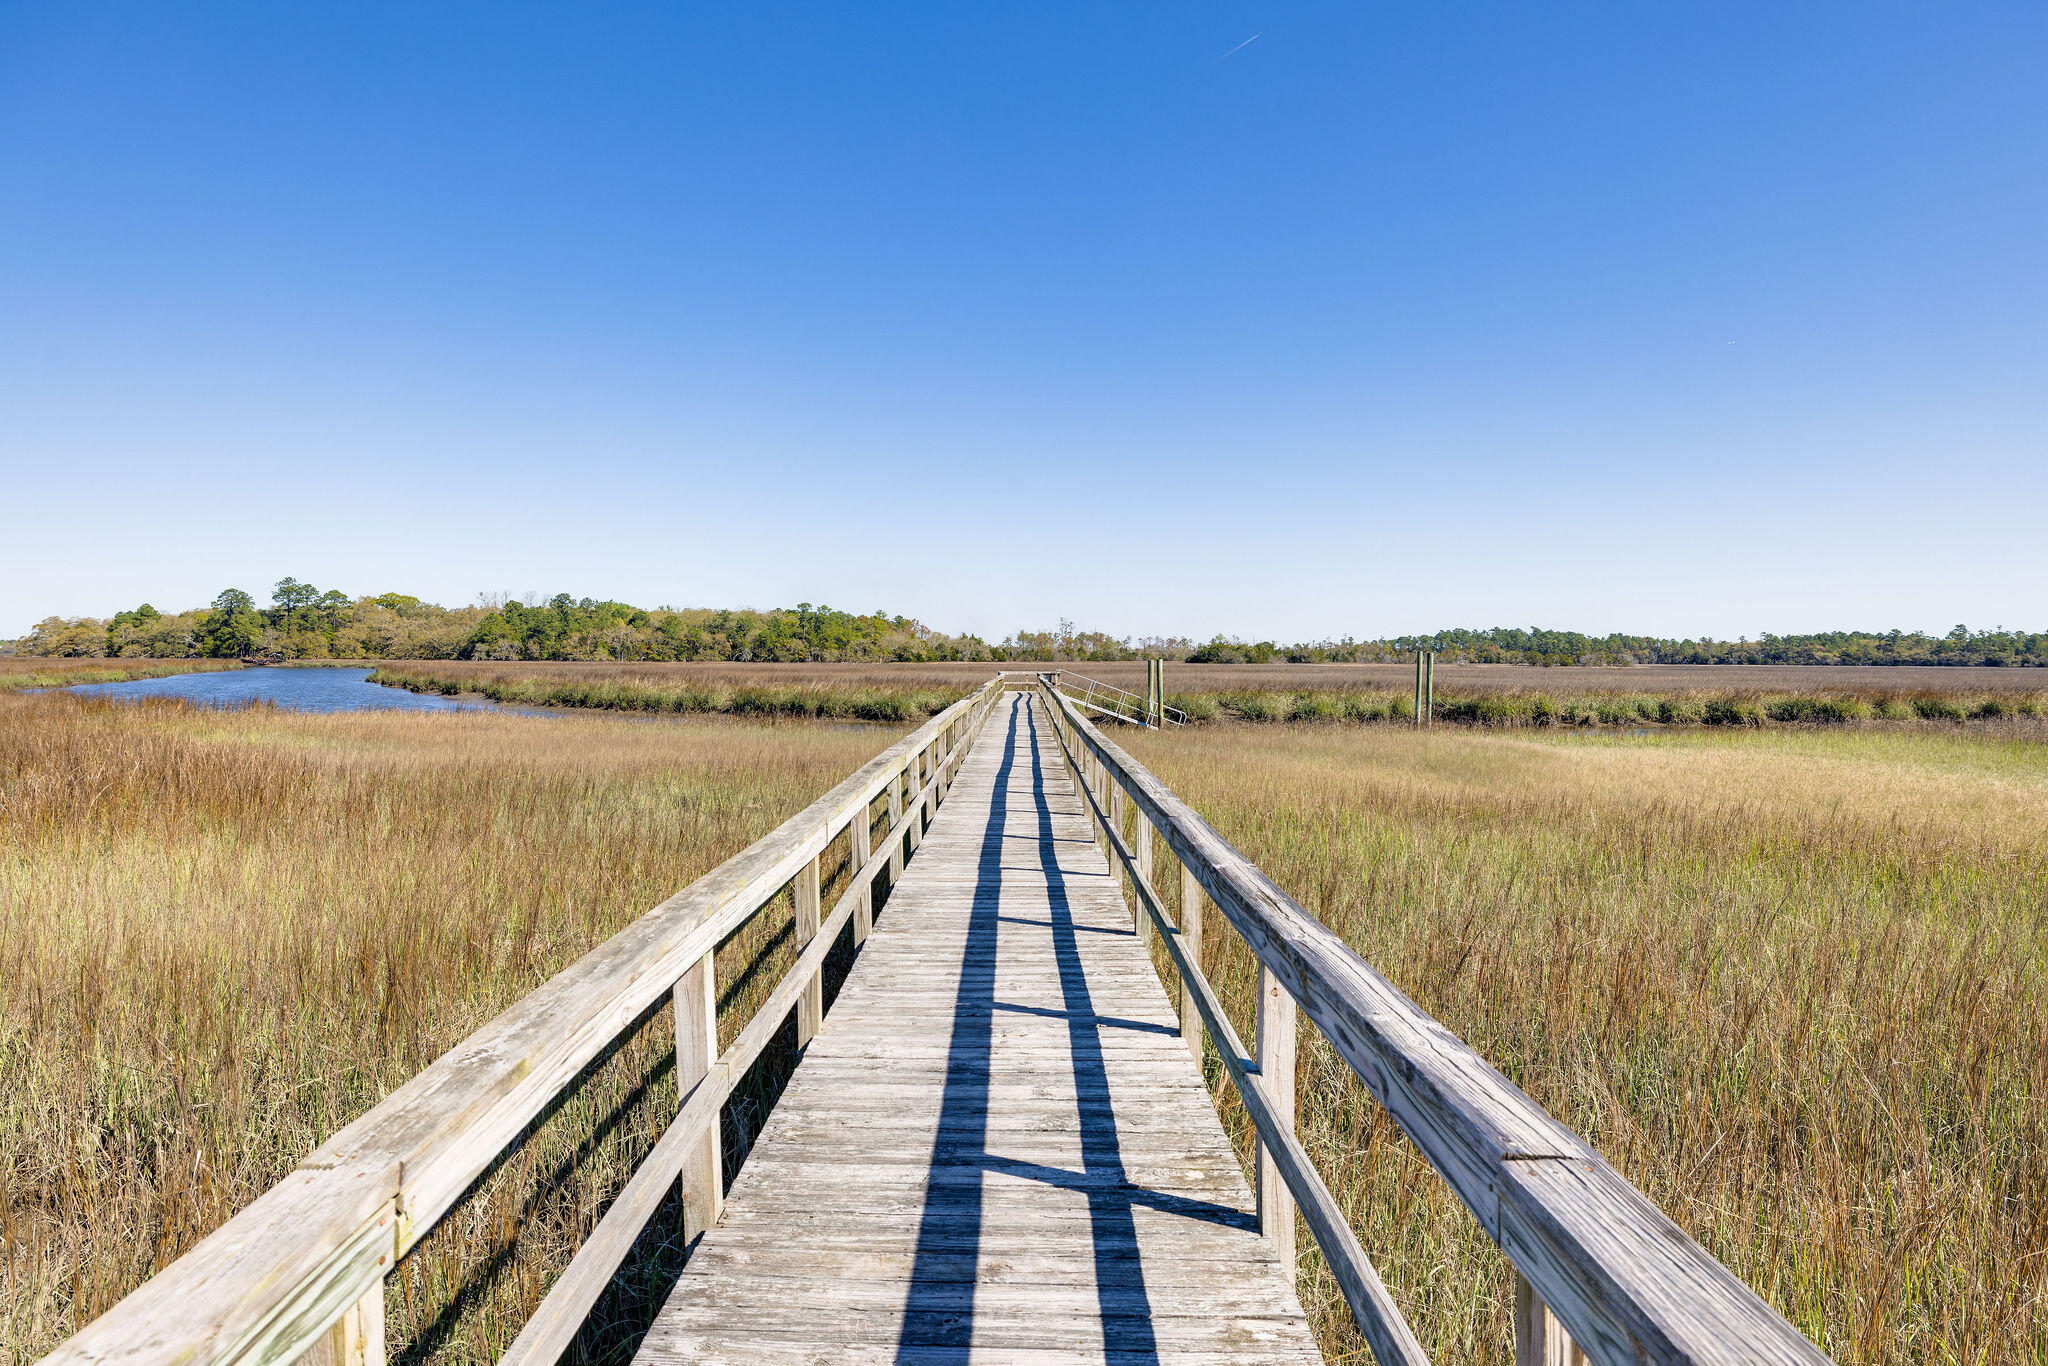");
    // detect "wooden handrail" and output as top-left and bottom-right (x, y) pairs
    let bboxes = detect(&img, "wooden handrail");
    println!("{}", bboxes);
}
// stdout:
(41, 678), (1007, 1366)
(1036, 680), (1832, 1366)
(1035, 681), (1430, 1366)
